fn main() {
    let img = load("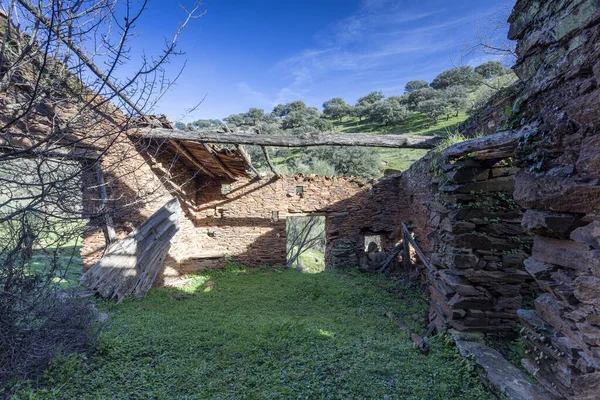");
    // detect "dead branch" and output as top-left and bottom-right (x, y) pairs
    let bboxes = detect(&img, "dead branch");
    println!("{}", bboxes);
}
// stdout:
(382, 307), (430, 354)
